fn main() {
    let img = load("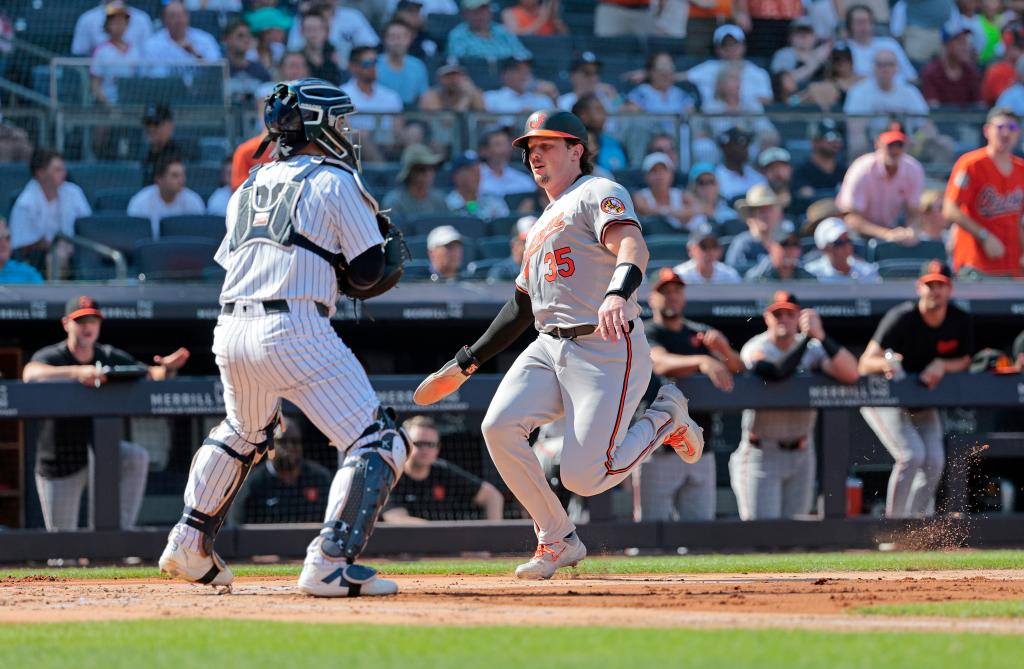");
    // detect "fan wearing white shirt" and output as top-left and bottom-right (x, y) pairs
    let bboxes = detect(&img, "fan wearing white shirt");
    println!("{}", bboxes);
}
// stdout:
(71, 1), (153, 57)
(483, 58), (557, 114)
(9, 149), (92, 278)
(673, 226), (743, 284)
(287, 2), (380, 68)
(206, 157), (233, 217)
(477, 126), (537, 197)
(846, 5), (918, 82)
(127, 159), (205, 239)
(141, 1), (221, 68)
(685, 25), (773, 105)
(89, 2), (139, 106)
(805, 217), (882, 283)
